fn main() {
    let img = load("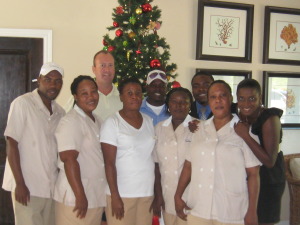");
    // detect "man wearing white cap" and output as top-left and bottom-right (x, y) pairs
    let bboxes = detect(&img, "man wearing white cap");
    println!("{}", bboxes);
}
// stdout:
(140, 69), (170, 126)
(2, 62), (65, 225)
